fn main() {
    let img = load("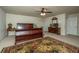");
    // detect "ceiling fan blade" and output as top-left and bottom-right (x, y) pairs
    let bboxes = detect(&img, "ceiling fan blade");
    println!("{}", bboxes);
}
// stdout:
(45, 12), (52, 13)
(35, 11), (41, 12)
